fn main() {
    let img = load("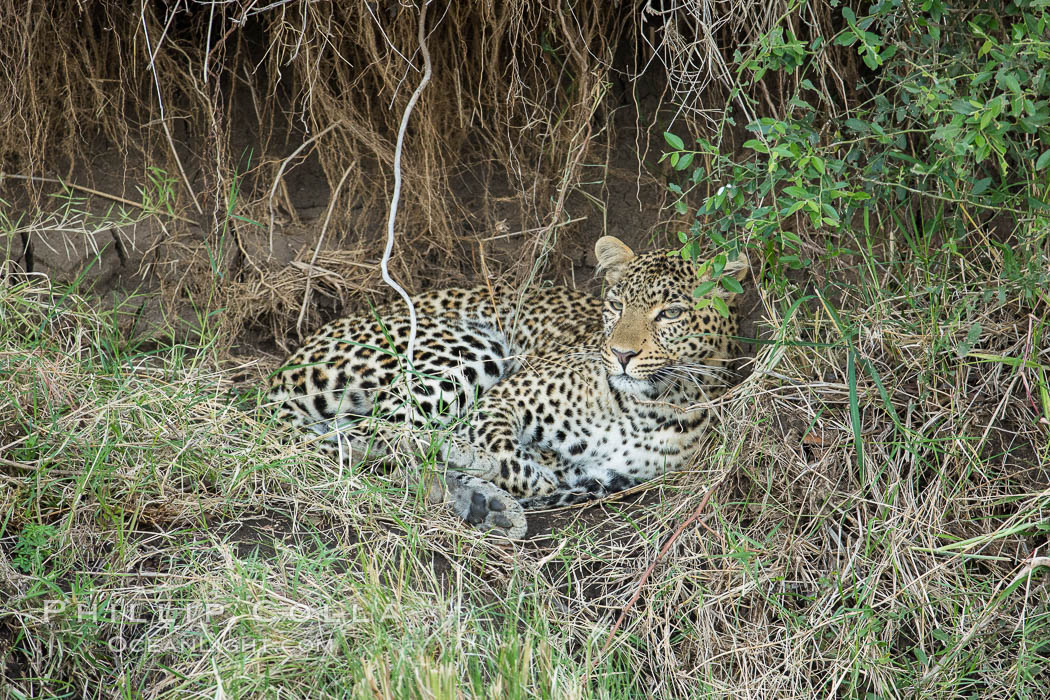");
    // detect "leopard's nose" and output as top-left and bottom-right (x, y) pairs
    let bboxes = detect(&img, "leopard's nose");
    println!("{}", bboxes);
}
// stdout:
(611, 348), (638, 370)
